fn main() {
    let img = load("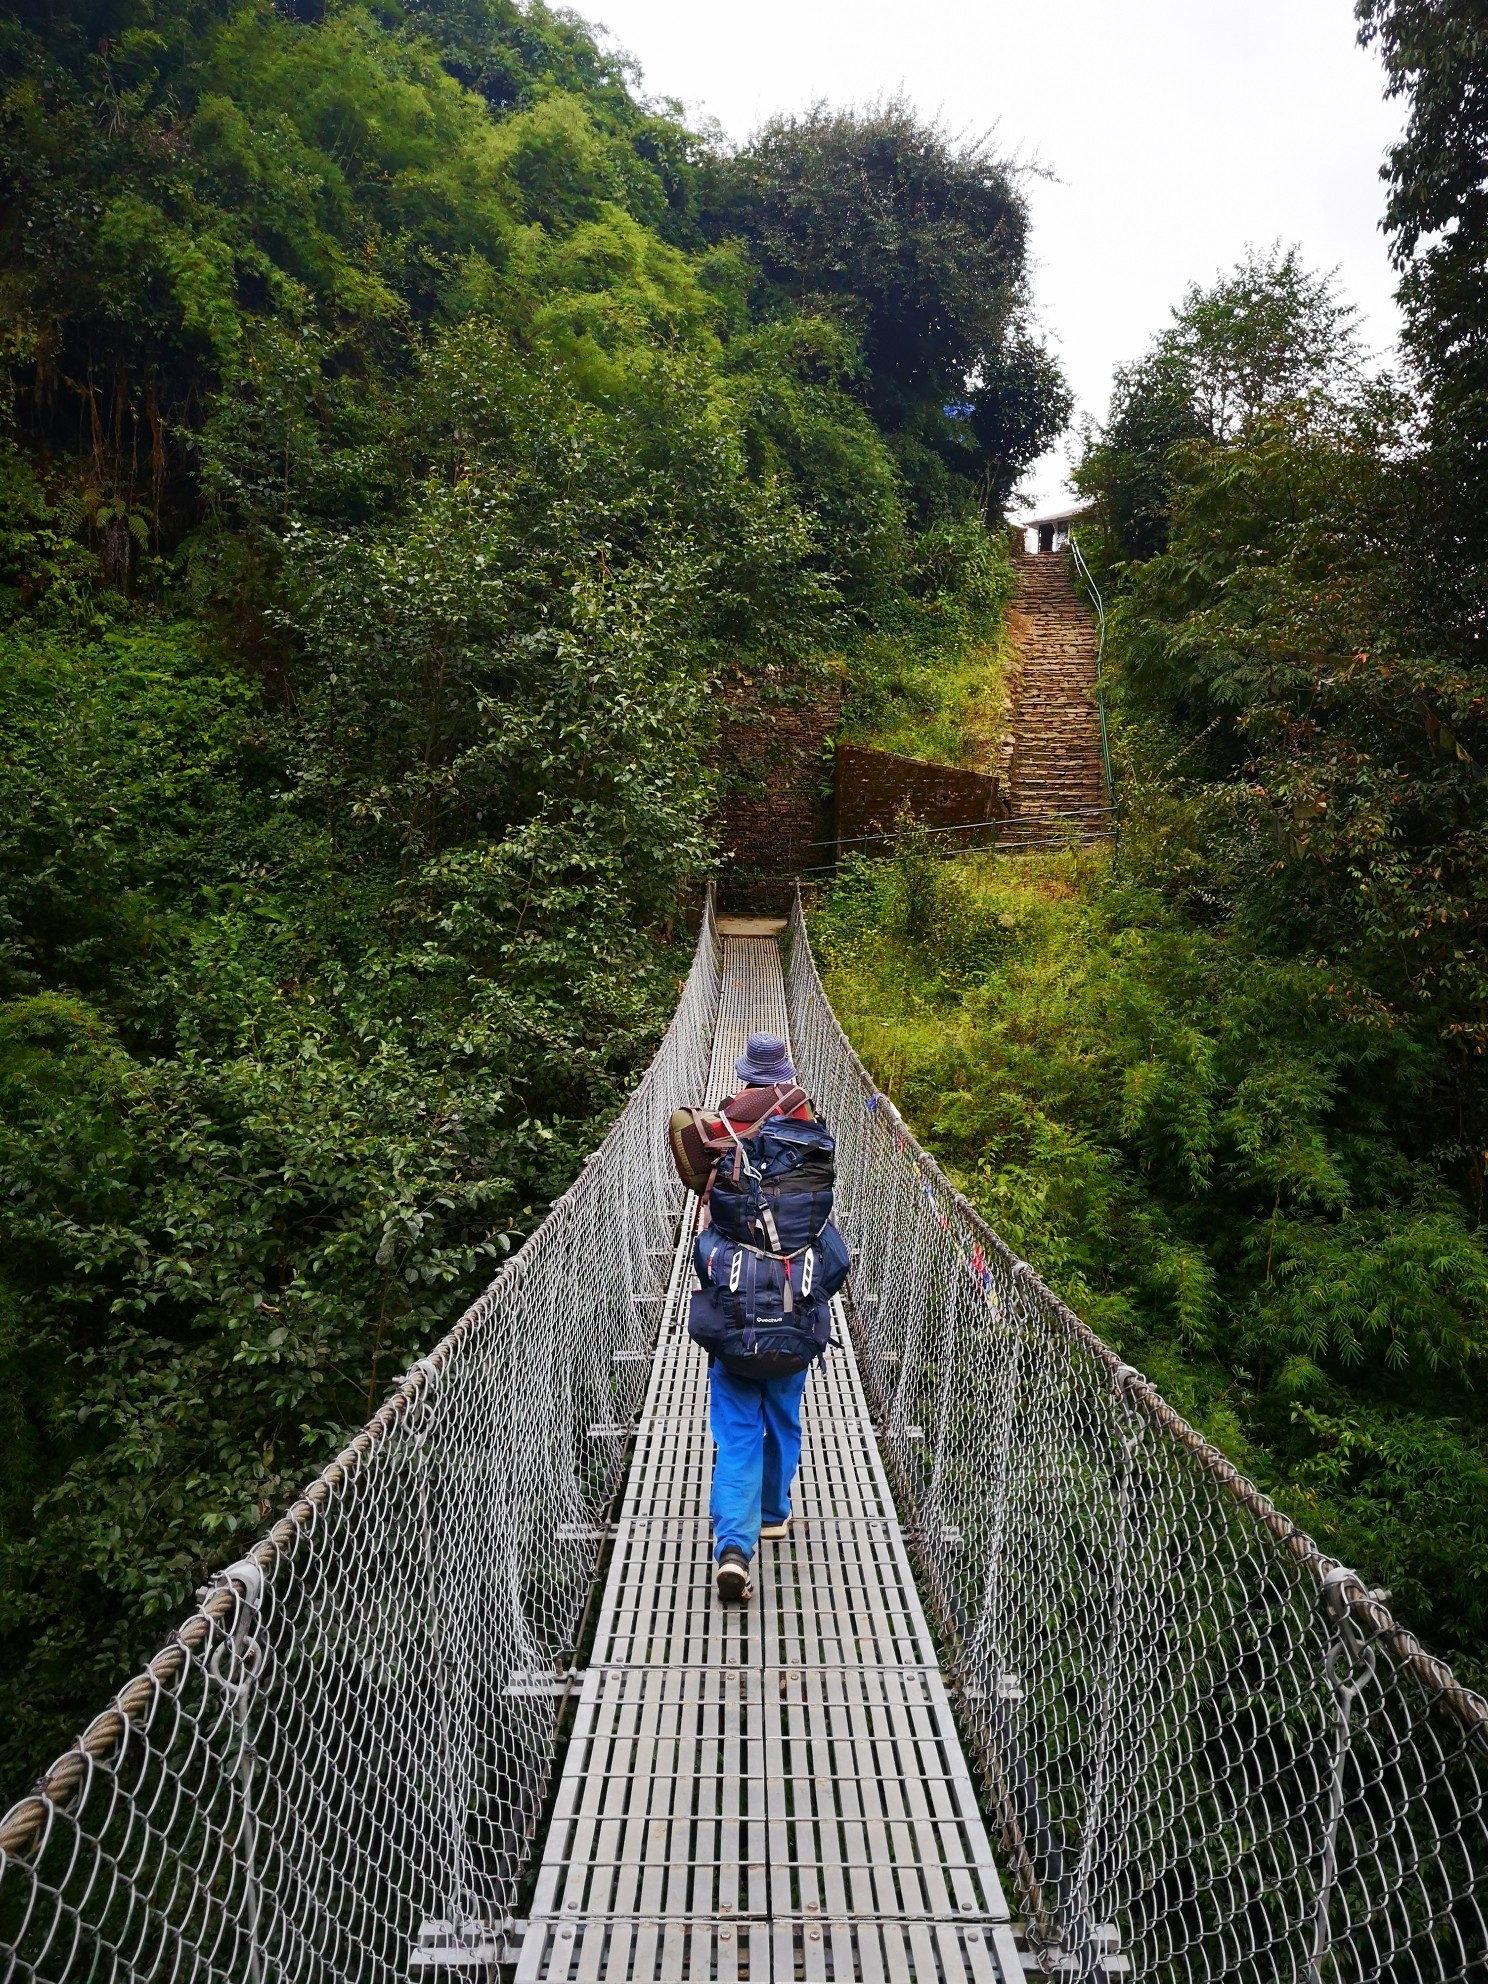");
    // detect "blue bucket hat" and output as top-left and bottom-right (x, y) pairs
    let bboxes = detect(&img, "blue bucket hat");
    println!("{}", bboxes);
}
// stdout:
(735, 1032), (796, 1086)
